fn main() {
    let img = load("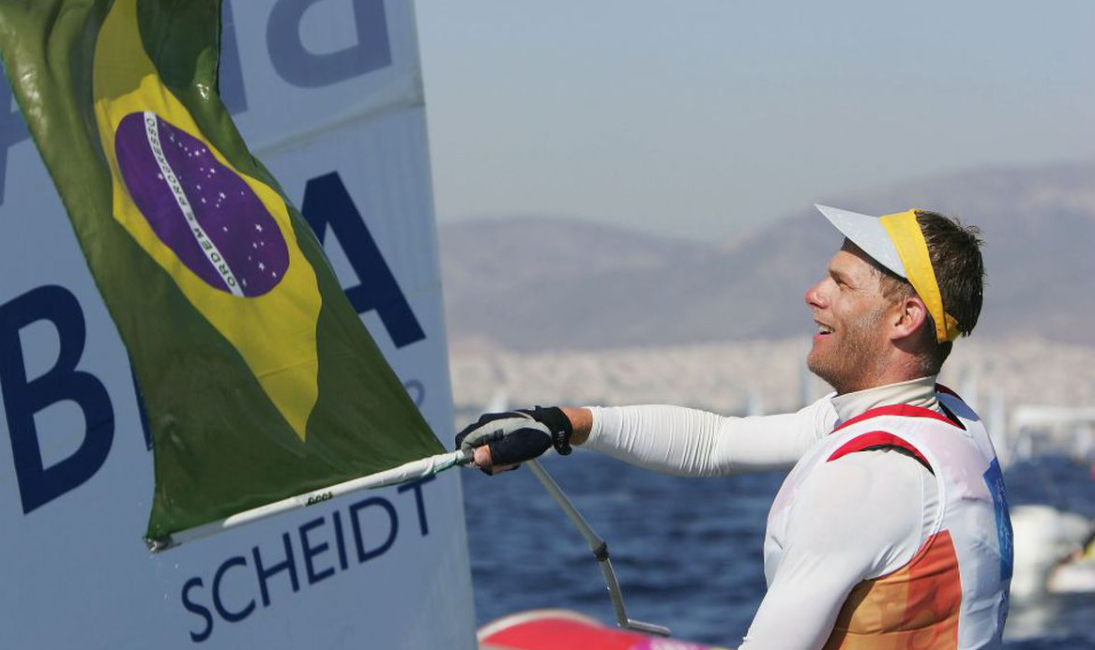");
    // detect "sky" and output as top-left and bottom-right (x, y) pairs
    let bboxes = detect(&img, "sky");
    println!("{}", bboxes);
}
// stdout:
(414, 1), (1095, 241)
